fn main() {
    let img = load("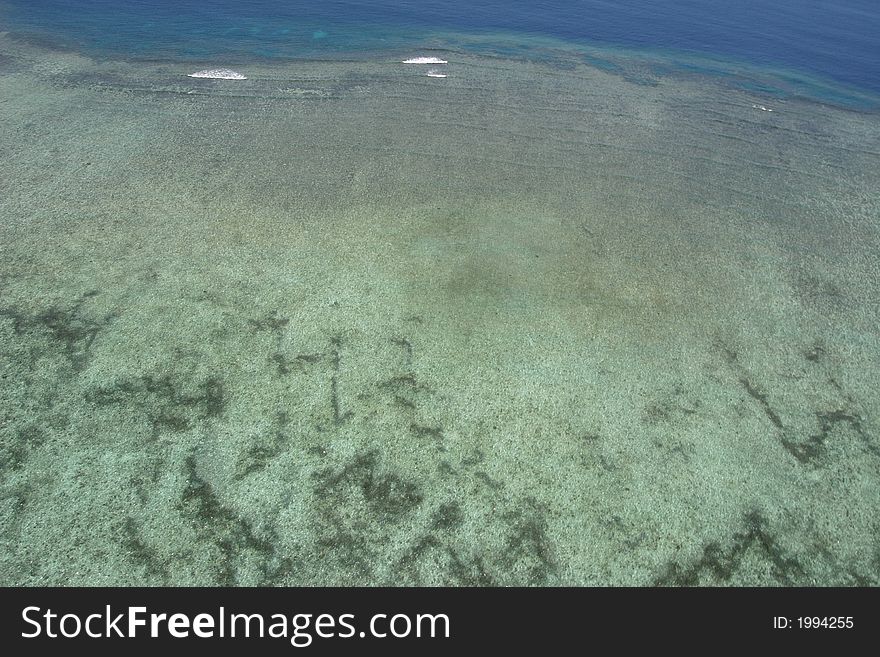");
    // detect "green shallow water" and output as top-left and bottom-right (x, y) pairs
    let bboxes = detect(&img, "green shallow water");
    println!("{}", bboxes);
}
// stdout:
(0, 33), (878, 585)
